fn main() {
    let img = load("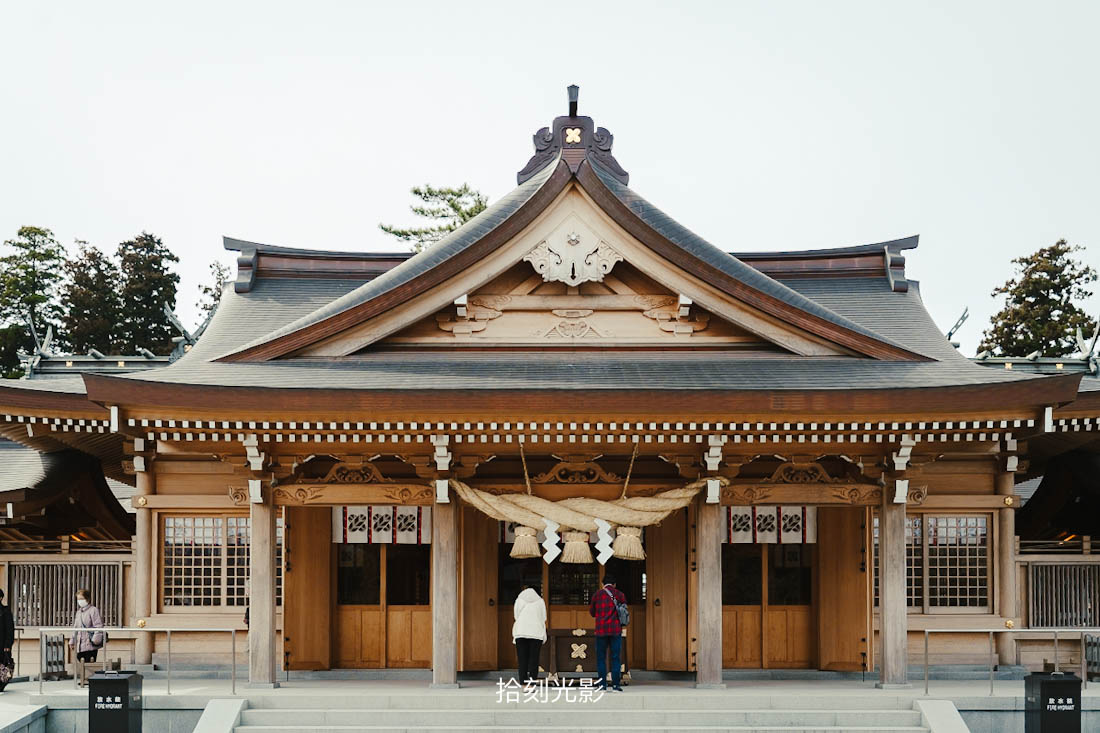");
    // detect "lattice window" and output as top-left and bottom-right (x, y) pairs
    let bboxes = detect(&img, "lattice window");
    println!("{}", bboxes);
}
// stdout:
(926, 516), (989, 609)
(162, 515), (284, 610)
(873, 513), (989, 613)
